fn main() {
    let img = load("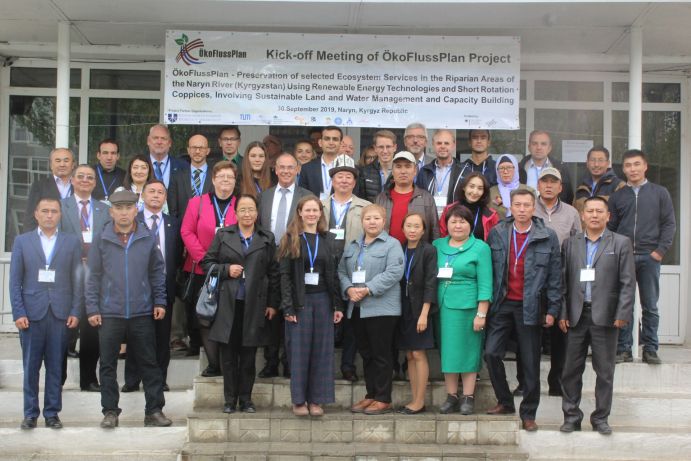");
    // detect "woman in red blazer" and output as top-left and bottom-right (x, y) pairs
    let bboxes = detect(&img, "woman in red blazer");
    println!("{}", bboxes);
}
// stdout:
(439, 172), (499, 241)
(181, 160), (239, 376)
